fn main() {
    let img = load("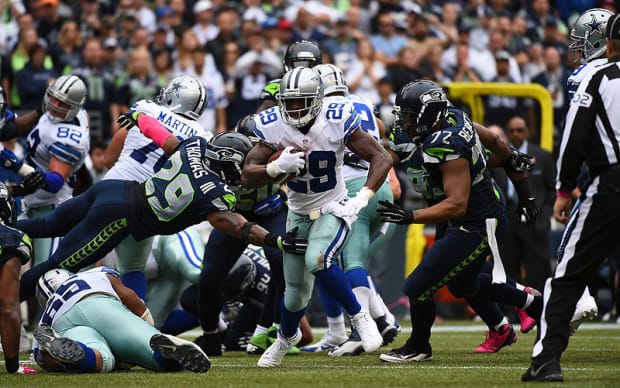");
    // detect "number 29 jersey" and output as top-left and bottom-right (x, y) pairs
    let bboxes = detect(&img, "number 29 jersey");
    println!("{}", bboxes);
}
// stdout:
(253, 101), (361, 215)
(104, 99), (211, 183)
(129, 136), (237, 240)
(25, 110), (90, 208)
